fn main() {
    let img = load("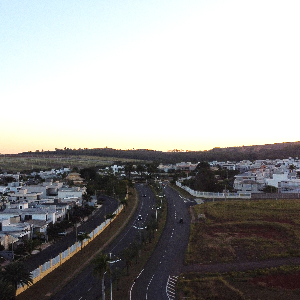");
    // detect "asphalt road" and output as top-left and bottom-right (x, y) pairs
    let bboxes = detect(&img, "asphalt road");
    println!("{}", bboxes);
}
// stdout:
(23, 196), (119, 272)
(130, 185), (196, 300)
(50, 183), (157, 300)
